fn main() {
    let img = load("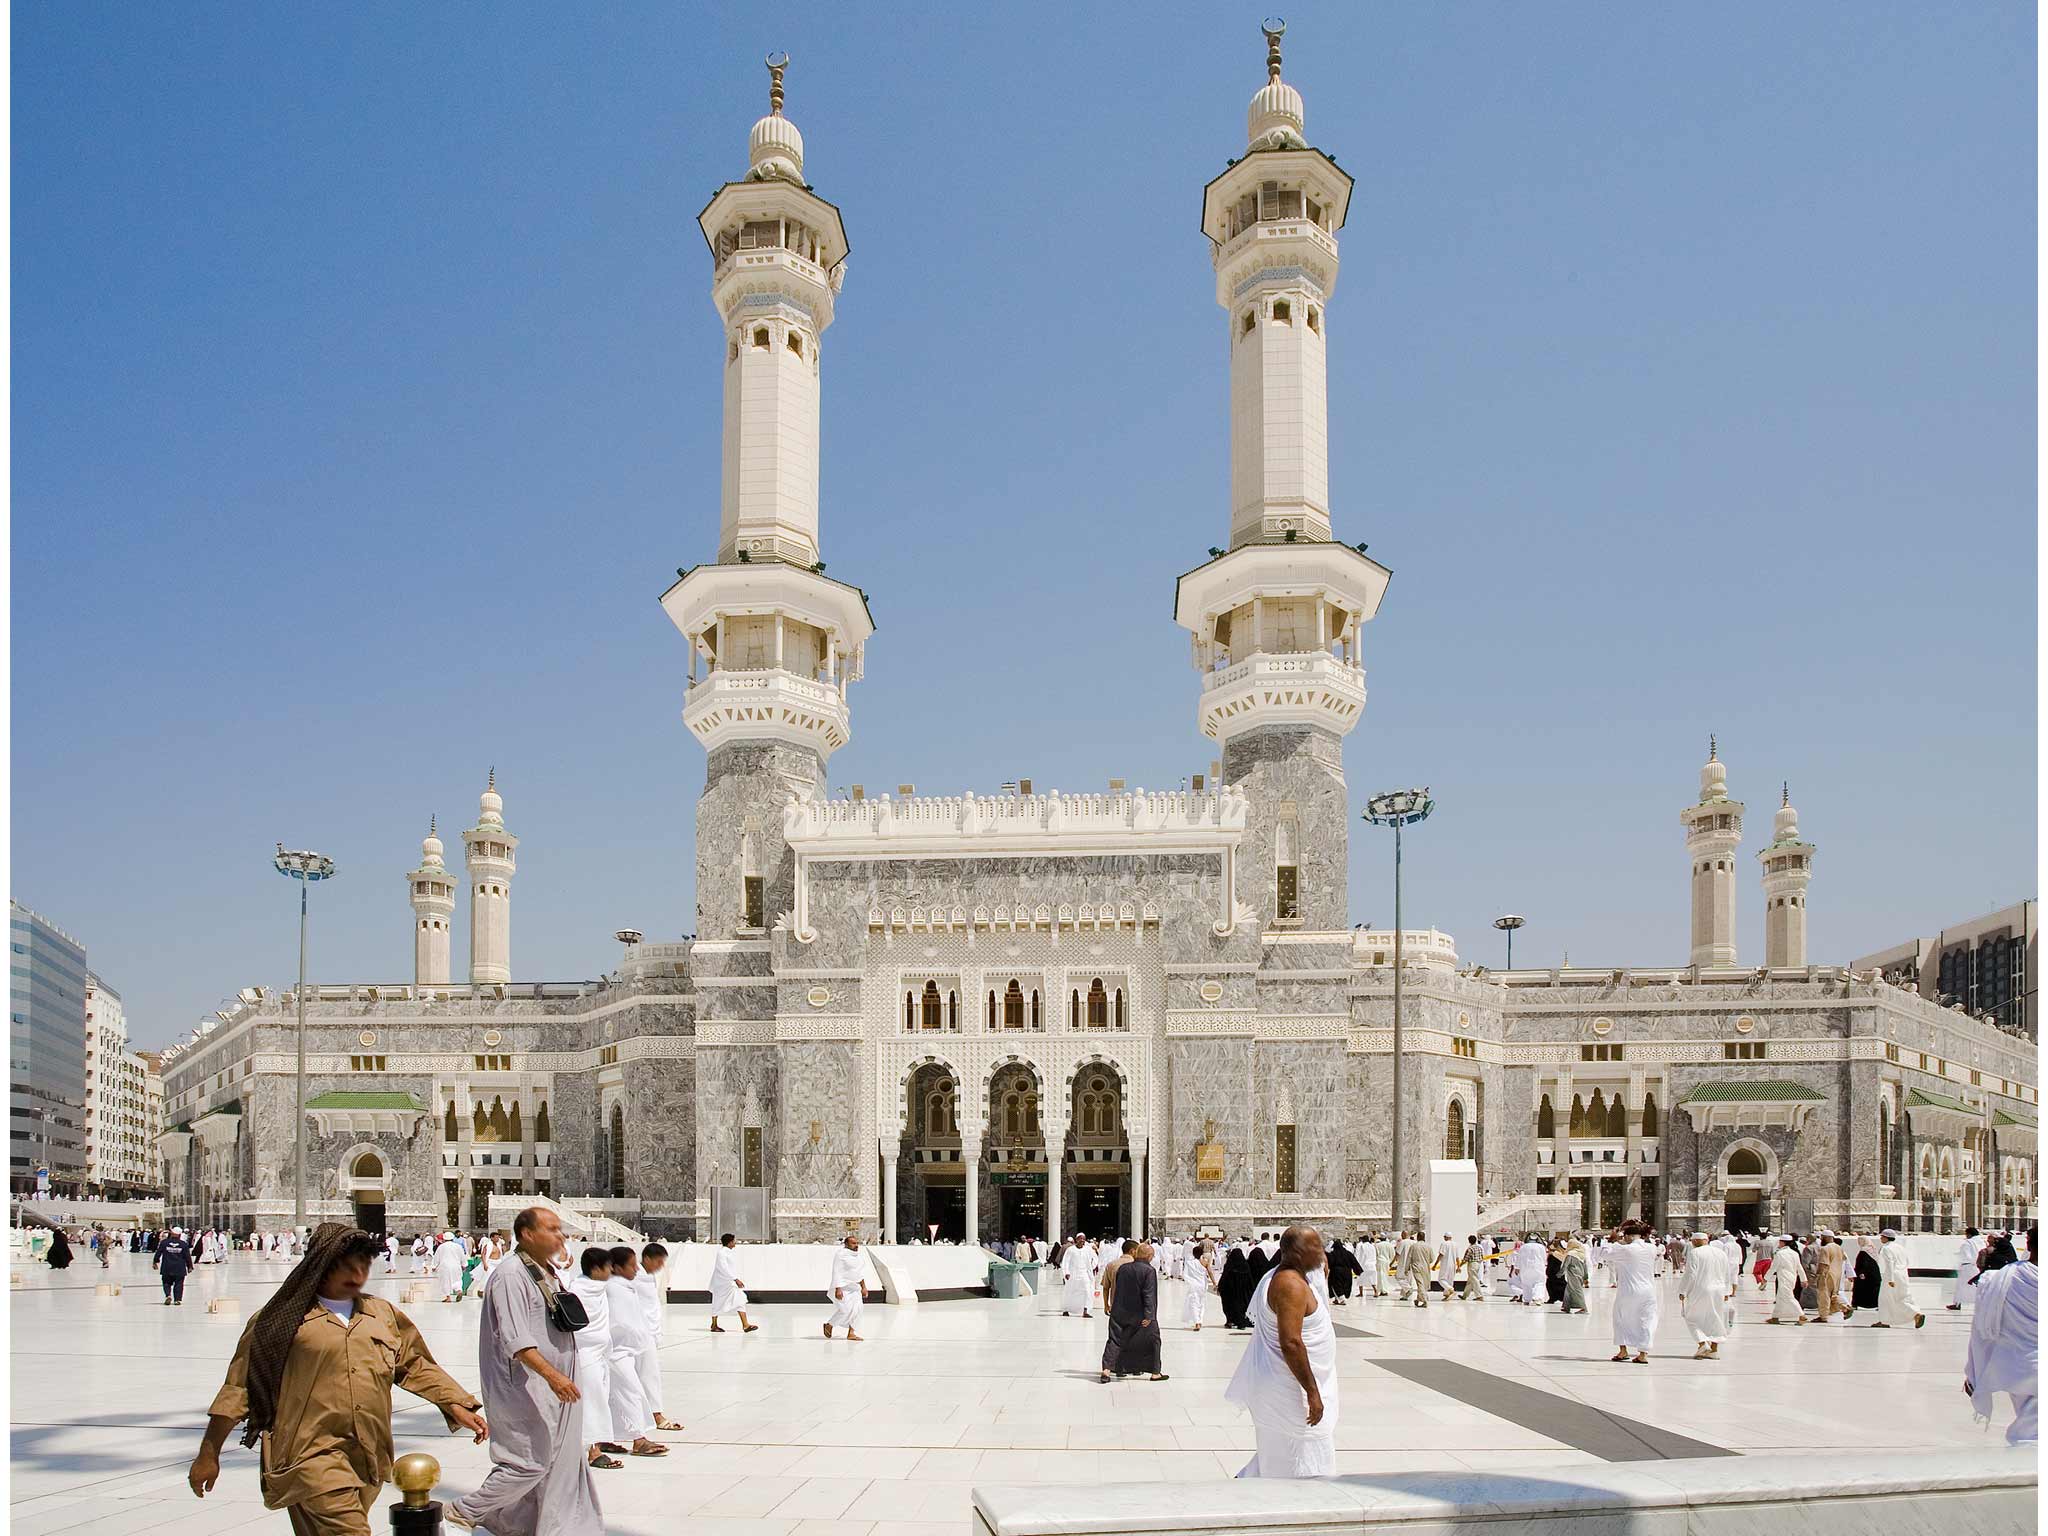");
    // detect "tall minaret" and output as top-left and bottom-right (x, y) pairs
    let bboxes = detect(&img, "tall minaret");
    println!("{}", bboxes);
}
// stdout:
(463, 770), (518, 984)
(1759, 783), (1815, 968)
(661, 54), (873, 941)
(407, 815), (455, 986)
(1680, 738), (1744, 966)
(1174, 22), (1389, 931)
